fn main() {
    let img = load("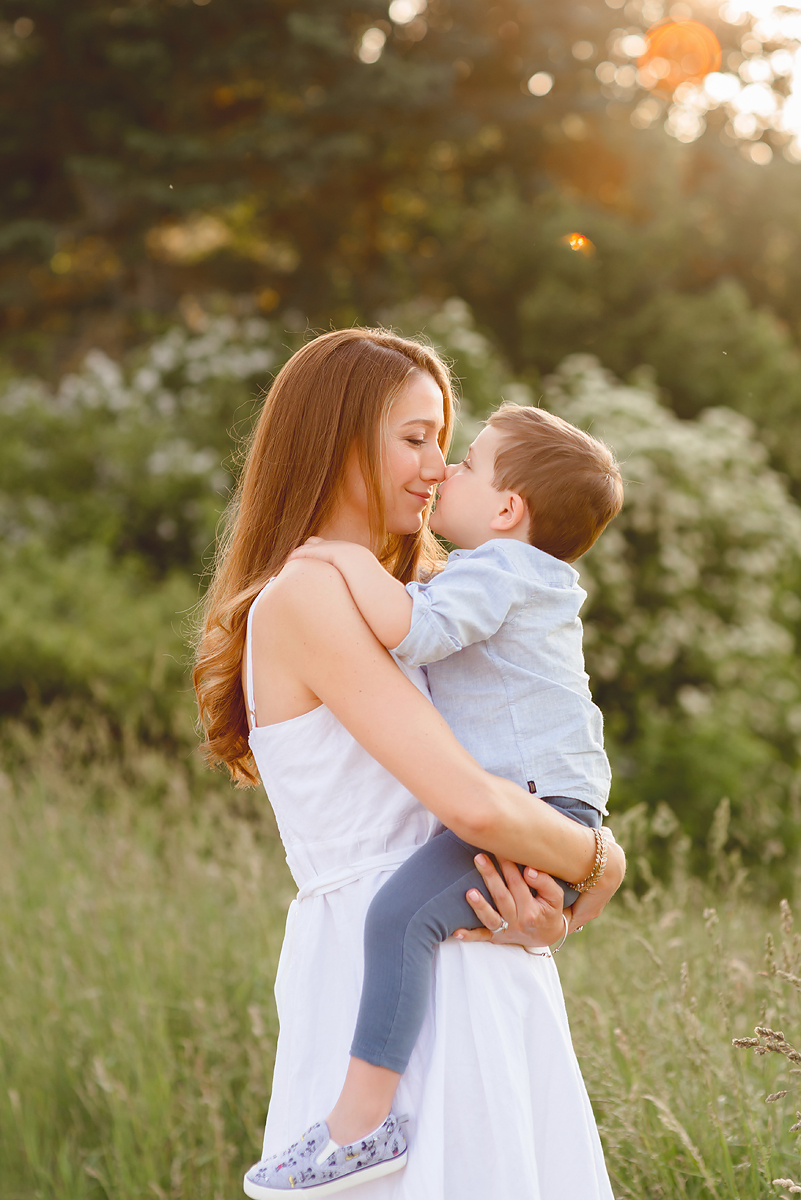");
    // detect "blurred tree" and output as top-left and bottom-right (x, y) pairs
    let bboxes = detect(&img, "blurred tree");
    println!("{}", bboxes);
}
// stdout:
(0, 538), (195, 738)
(4, 0), (637, 353)
(3, 0), (801, 489)
(3, 306), (800, 874)
(0, 315), (282, 572)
